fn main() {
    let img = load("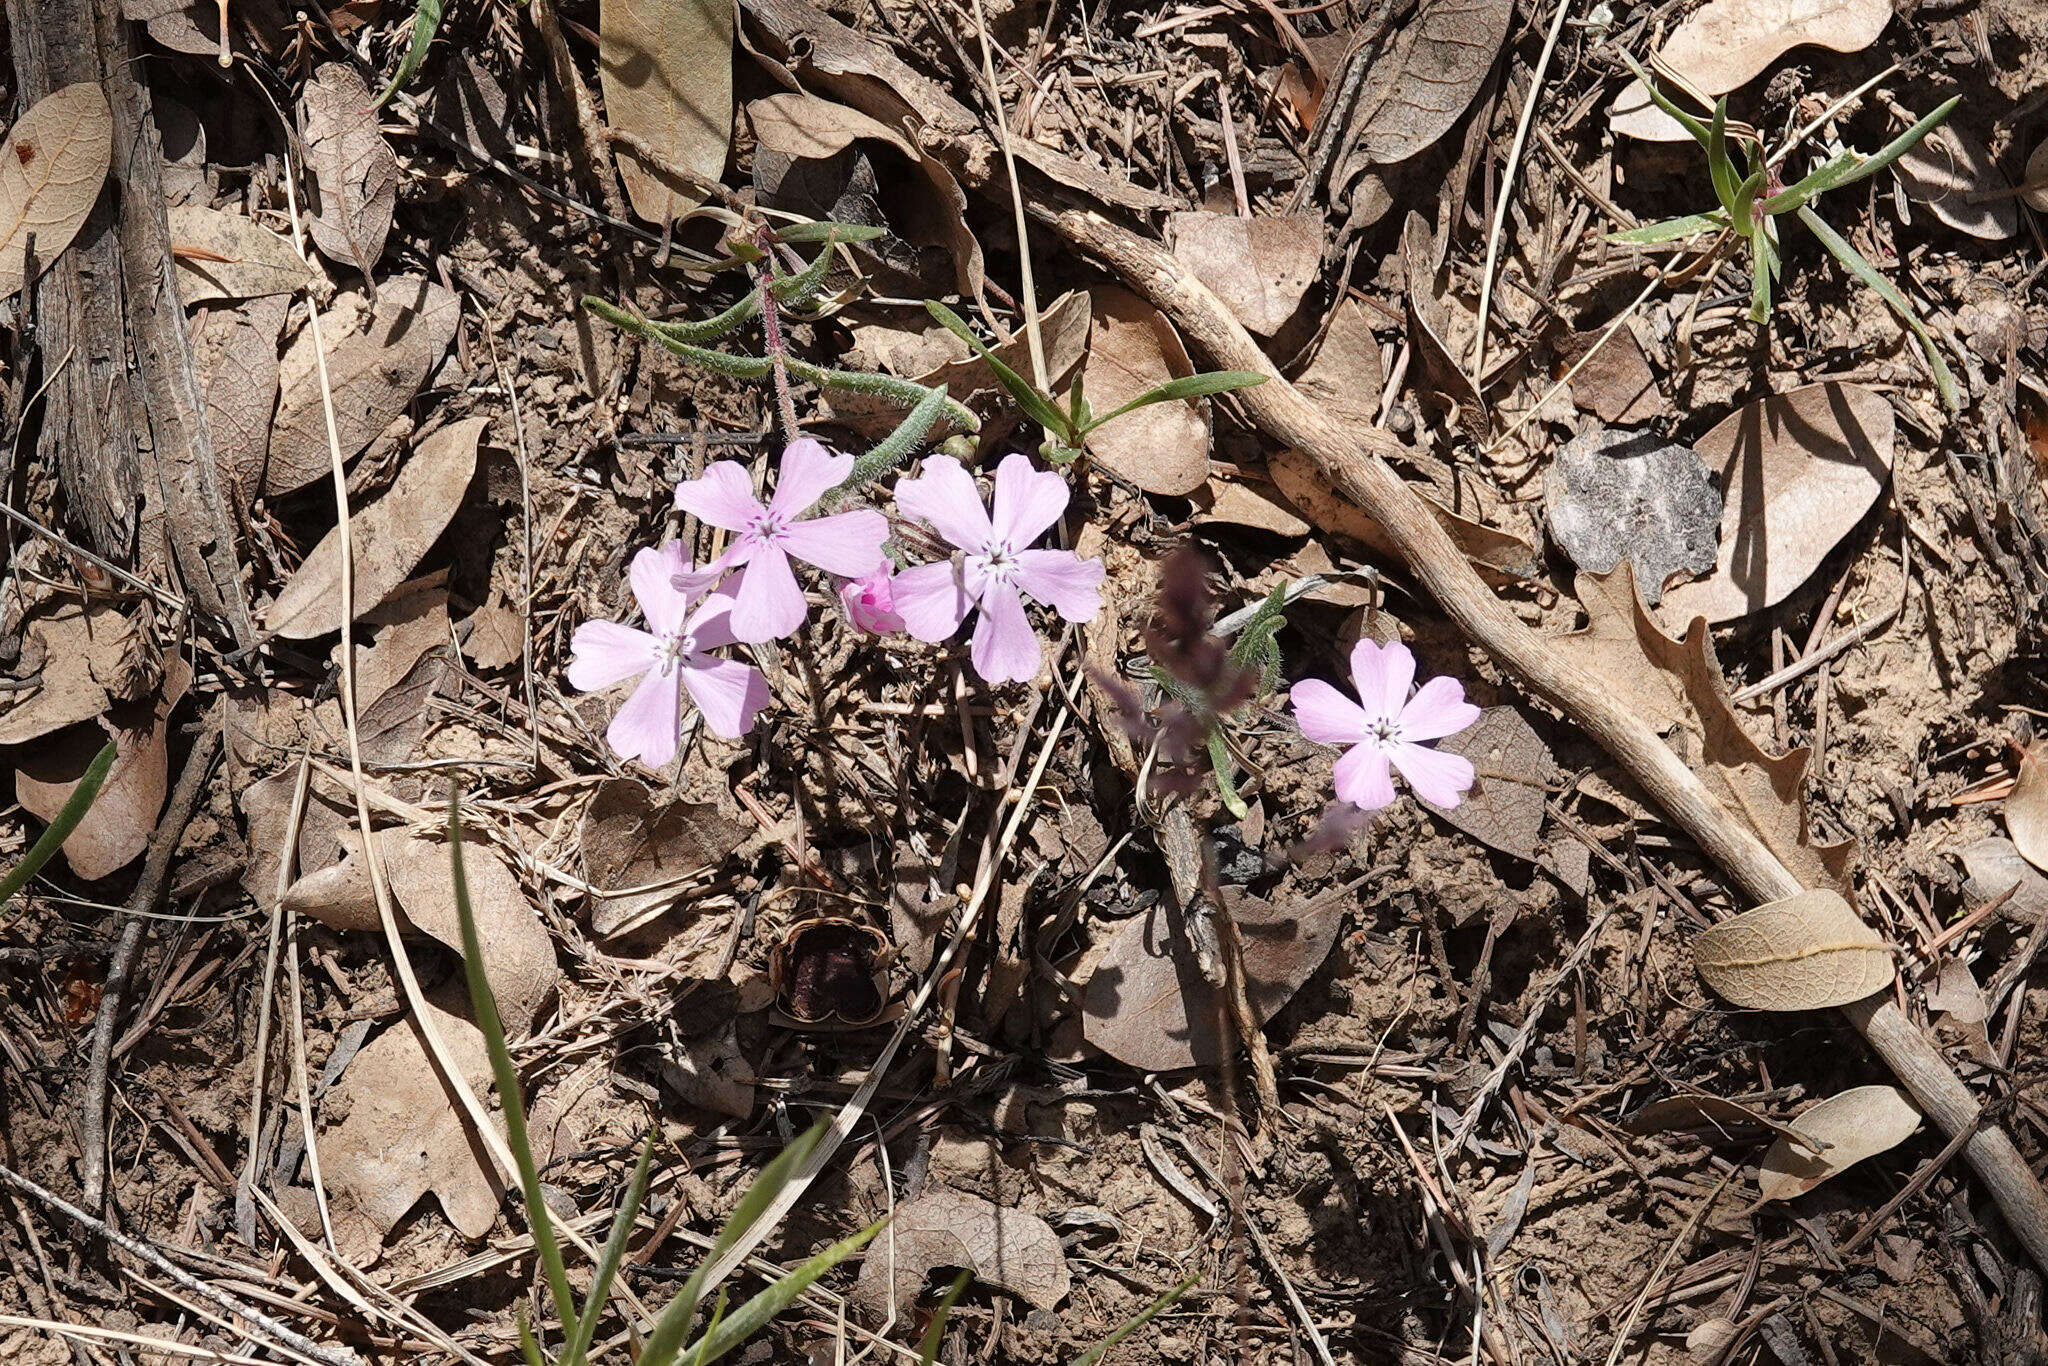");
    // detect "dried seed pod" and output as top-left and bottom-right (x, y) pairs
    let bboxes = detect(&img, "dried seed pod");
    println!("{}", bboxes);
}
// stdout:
(769, 917), (895, 1028)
